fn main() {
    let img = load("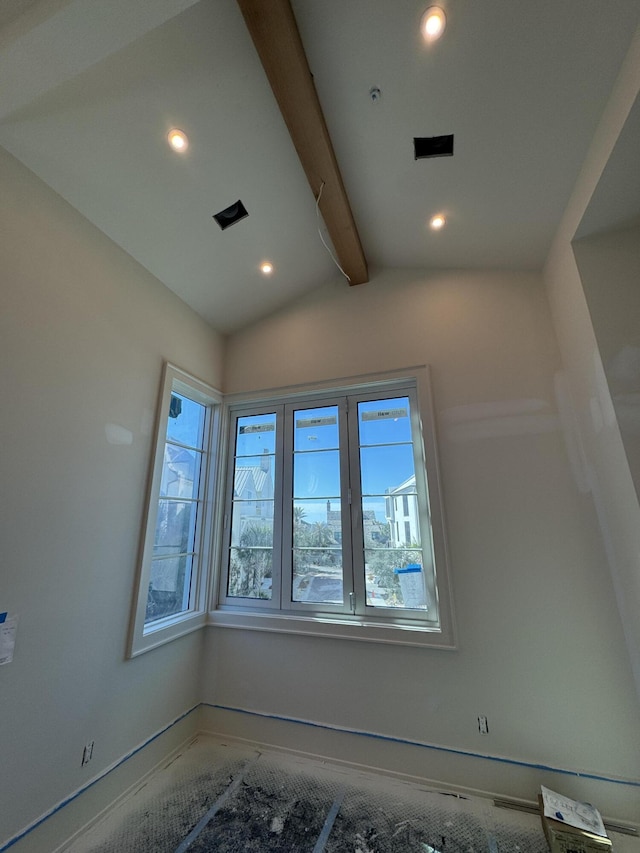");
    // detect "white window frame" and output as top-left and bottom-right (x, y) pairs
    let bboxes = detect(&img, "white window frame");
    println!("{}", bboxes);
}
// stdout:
(210, 367), (456, 649)
(128, 363), (221, 657)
